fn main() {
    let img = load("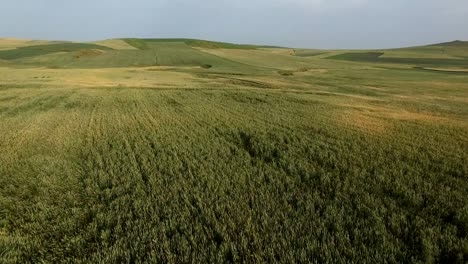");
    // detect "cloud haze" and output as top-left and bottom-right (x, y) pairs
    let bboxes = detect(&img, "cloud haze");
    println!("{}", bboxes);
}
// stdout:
(1, 0), (467, 49)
